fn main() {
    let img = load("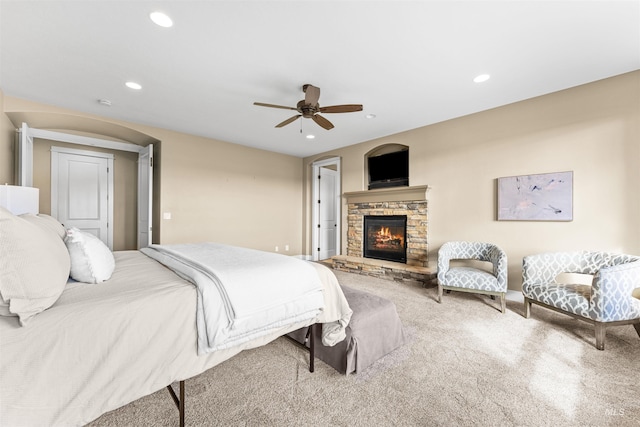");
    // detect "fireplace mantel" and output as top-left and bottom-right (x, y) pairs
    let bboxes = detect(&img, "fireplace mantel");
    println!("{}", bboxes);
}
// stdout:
(343, 185), (429, 204)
